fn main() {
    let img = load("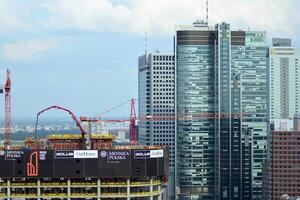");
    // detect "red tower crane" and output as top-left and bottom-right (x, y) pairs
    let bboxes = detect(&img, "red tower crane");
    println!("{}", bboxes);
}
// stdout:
(80, 98), (138, 145)
(4, 69), (12, 149)
(129, 98), (137, 145)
